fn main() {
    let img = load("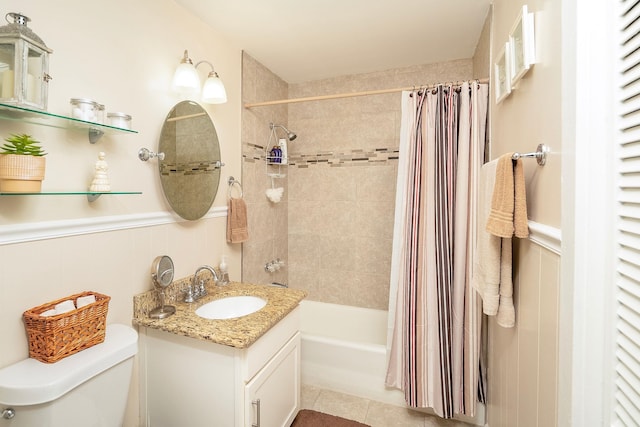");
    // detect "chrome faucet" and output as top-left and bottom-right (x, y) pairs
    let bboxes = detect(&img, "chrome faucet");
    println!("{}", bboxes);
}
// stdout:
(184, 265), (219, 303)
